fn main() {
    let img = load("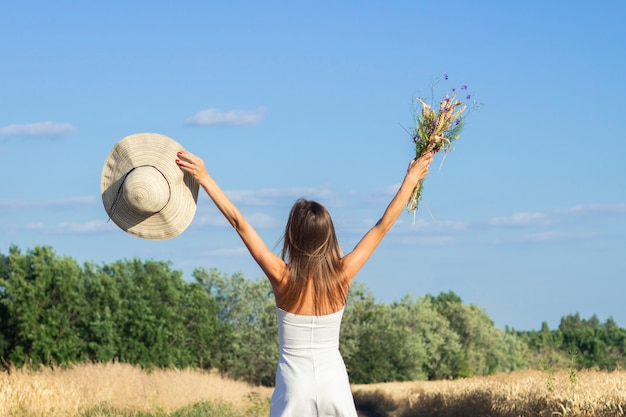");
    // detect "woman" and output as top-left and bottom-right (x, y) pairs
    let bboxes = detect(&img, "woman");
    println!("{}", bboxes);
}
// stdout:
(176, 151), (433, 416)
